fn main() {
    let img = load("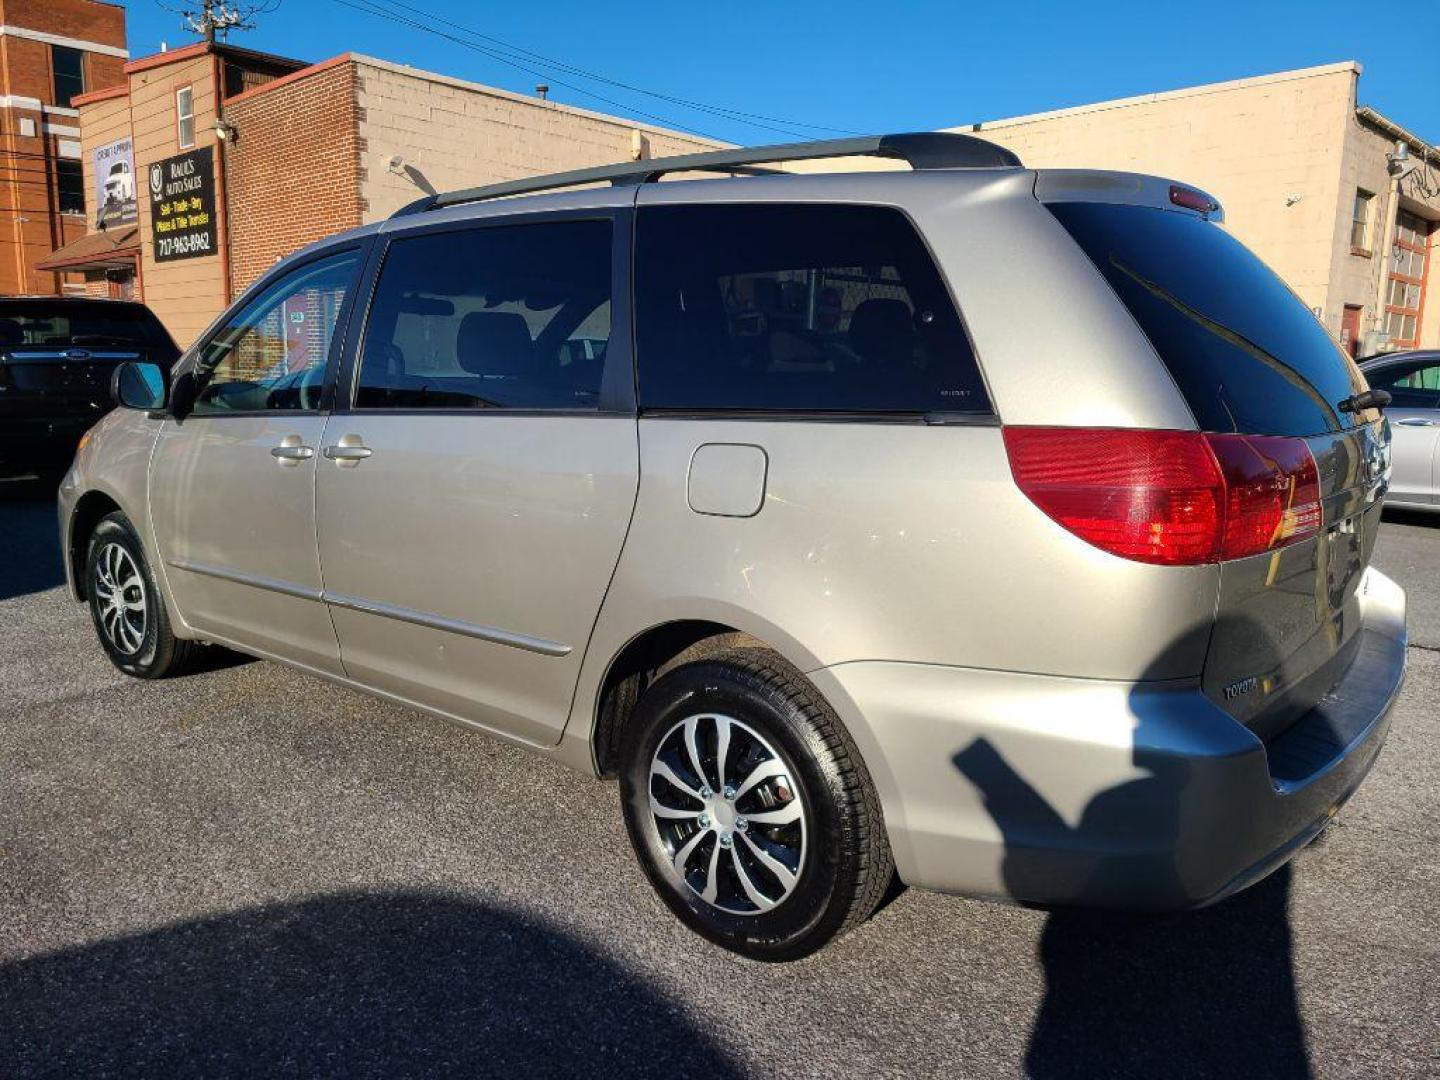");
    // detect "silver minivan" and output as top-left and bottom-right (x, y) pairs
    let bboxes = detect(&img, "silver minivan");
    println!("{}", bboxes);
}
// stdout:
(60, 134), (1407, 959)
